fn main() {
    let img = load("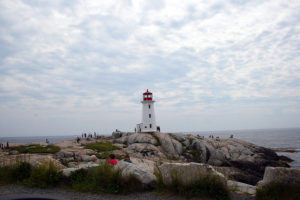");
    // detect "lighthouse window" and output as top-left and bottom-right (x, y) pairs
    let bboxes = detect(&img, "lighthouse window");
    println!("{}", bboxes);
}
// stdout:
(149, 114), (151, 118)
(149, 105), (151, 109)
(150, 124), (152, 128)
